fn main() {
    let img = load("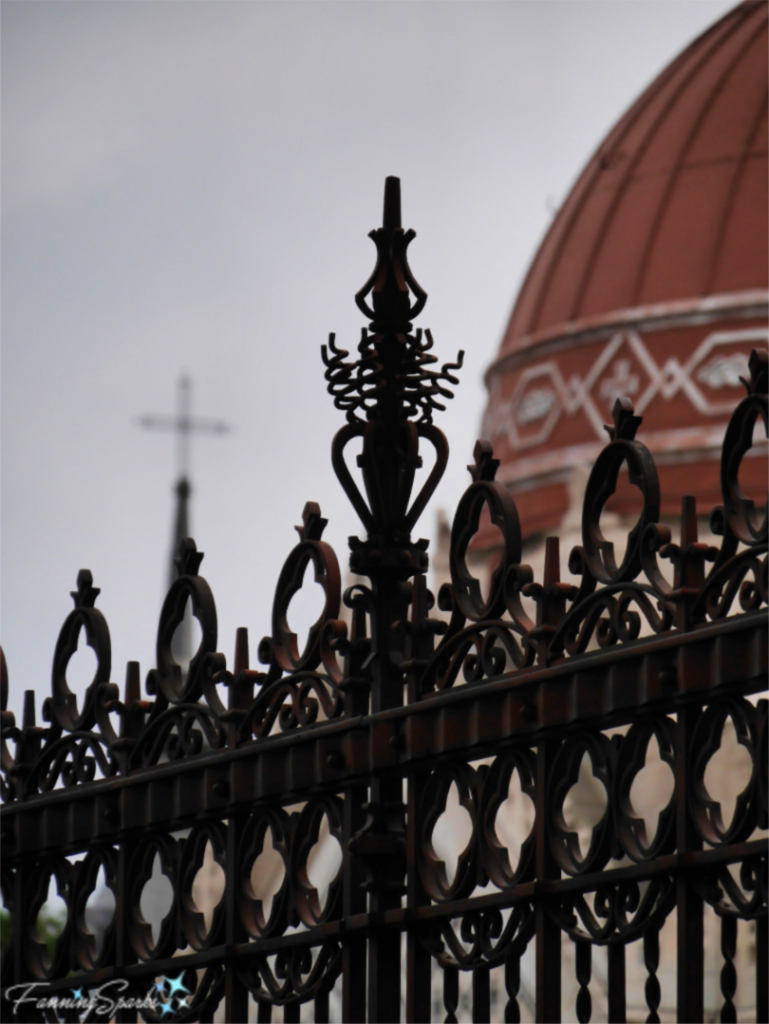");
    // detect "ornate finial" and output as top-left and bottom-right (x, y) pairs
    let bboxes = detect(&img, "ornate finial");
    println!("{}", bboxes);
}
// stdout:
(295, 501), (328, 542)
(355, 176), (426, 327)
(22, 690), (36, 731)
(604, 397), (643, 442)
(71, 569), (100, 609)
(322, 178), (463, 425)
(174, 538), (204, 577)
(740, 348), (768, 395)
(467, 440), (500, 482)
